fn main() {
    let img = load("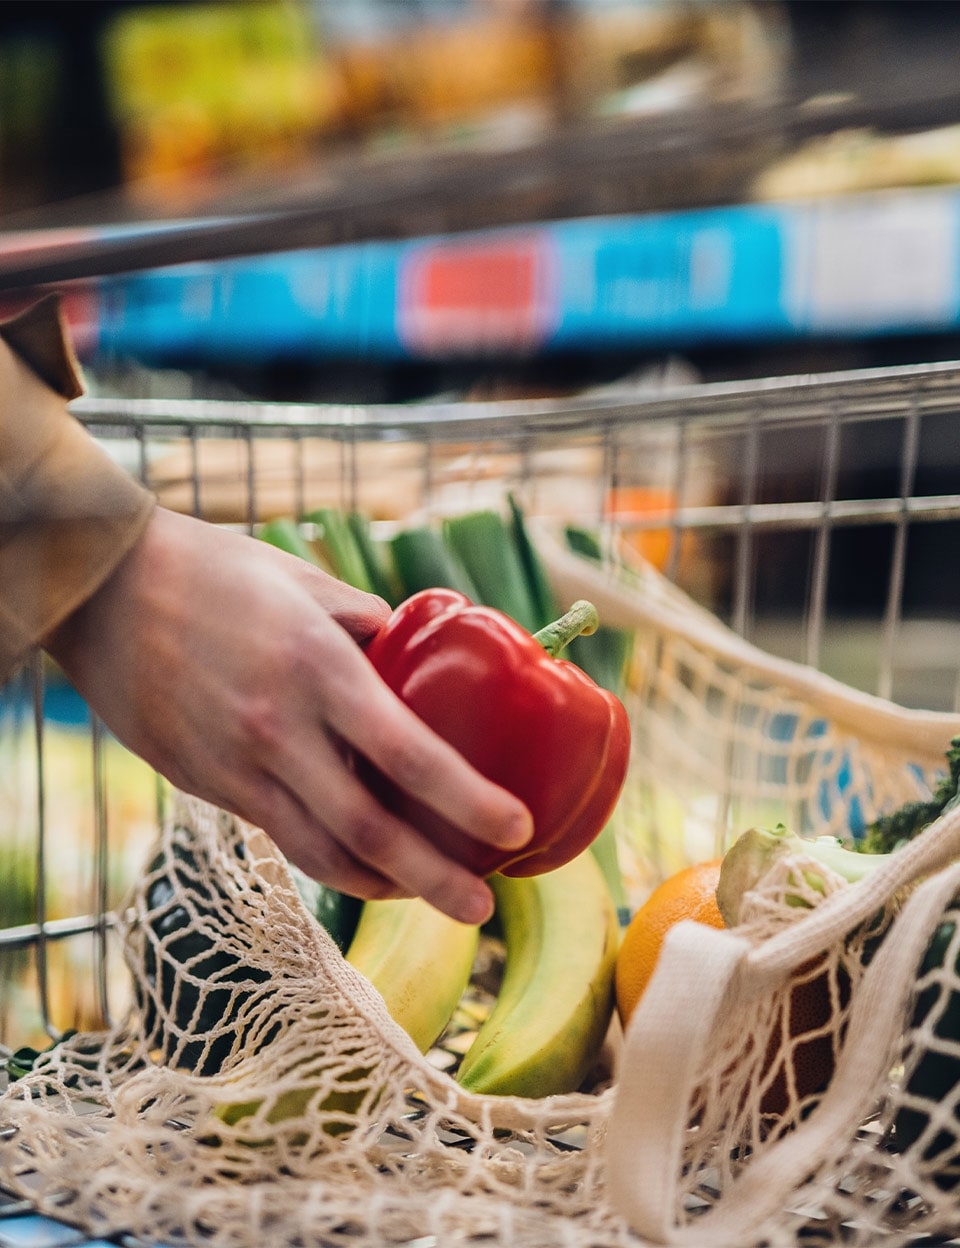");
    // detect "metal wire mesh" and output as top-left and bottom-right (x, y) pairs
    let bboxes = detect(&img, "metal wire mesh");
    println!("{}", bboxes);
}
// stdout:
(4, 356), (960, 1057)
